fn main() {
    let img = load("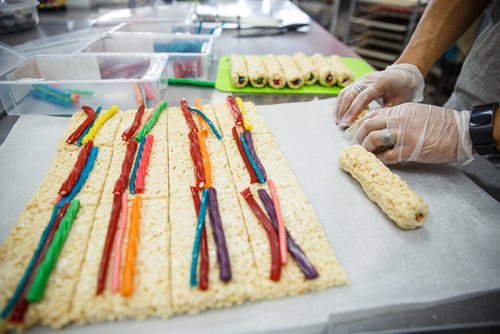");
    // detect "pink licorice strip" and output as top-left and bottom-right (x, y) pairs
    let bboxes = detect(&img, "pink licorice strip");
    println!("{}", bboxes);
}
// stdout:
(111, 193), (129, 292)
(136, 111), (153, 136)
(51, 195), (62, 205)
(134, 135), (154, 193)
(268, 179), (288, 264)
